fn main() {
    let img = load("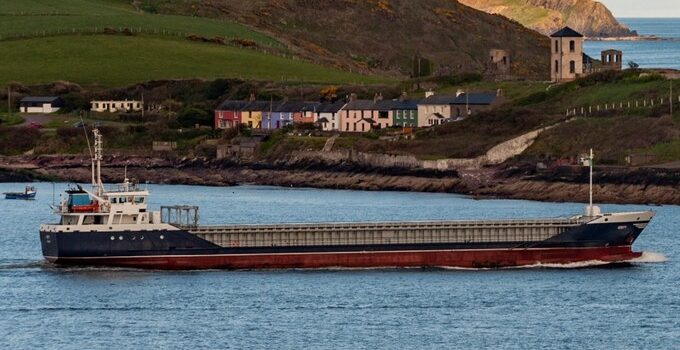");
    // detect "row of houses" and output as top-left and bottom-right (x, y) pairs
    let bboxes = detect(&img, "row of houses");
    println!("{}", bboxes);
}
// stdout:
(215, 91), (502, 132)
